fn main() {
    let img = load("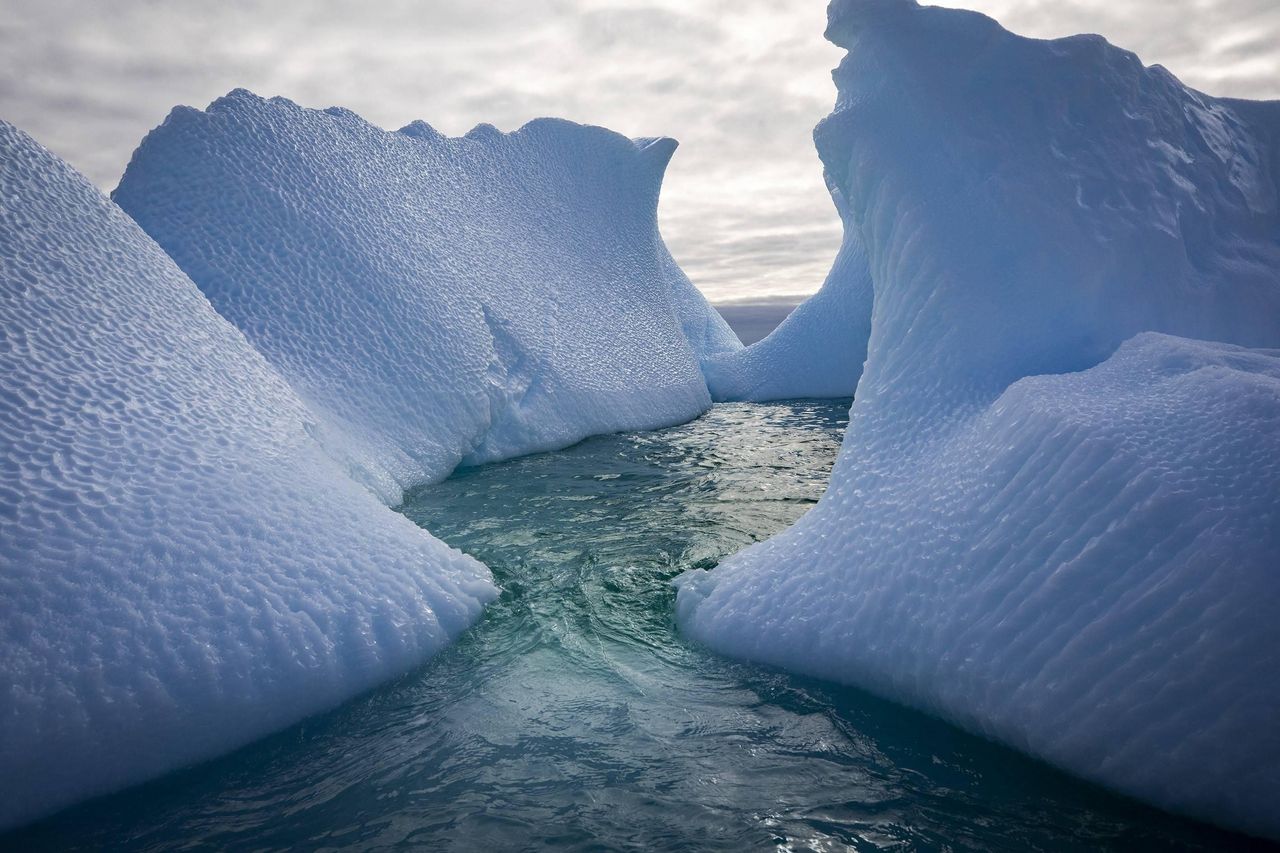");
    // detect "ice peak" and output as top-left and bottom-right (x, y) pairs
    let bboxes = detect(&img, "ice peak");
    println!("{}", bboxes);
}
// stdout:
(633, 136), (679, 172)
